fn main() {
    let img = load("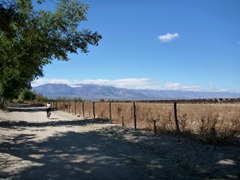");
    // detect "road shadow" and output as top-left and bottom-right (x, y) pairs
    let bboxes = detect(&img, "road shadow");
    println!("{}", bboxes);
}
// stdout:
(0, 130), (163, 179)
(0, 118), (111, 128)
(0, 126), (240, 179)
(7, 103), (46, 113)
